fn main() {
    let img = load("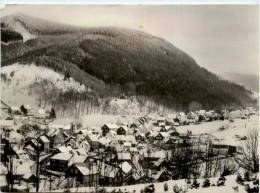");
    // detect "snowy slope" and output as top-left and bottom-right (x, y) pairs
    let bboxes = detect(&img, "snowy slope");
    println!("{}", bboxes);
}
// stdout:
(1, 63), (86, 108)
